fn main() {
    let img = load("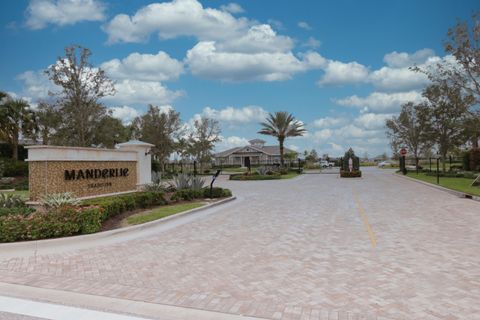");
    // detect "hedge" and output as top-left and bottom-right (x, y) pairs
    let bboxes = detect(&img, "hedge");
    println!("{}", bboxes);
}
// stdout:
(82, 191), (167, 220)
(229, 174), (282, 181)
(171, 187), (232, 201)
(0, 159), (29, 178)
(340, 170), (362, 178)
(0, 206), (103, 242)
